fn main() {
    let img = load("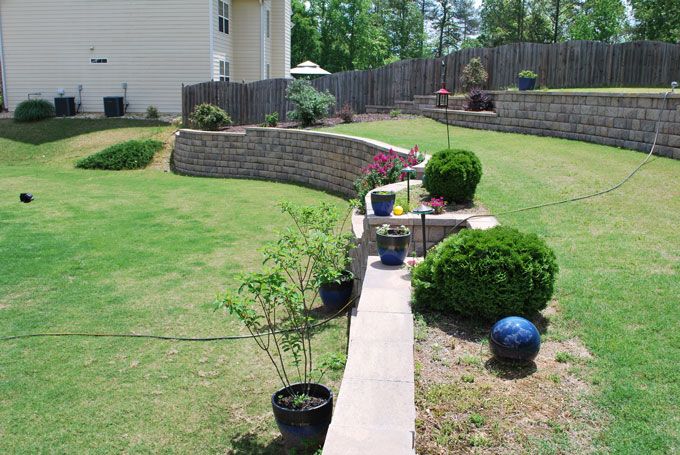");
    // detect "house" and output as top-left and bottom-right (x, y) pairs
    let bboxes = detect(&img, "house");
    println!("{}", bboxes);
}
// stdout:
(0, 0), (291, 114)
